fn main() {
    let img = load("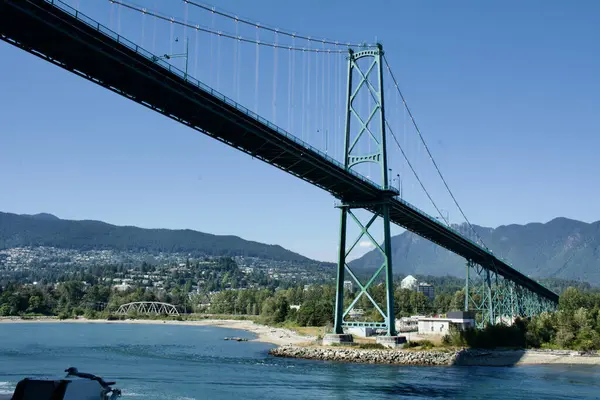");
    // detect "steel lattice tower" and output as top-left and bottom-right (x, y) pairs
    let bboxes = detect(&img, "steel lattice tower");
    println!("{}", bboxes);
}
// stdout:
(333, 44), (399, 337)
